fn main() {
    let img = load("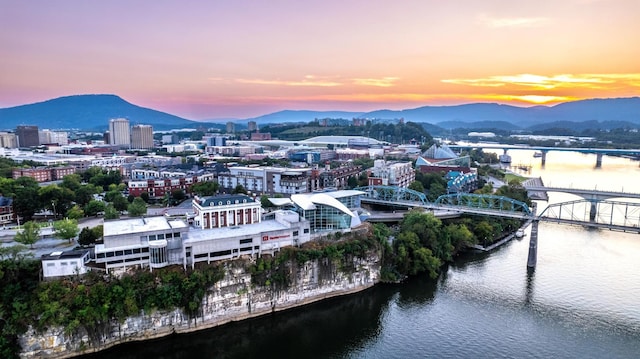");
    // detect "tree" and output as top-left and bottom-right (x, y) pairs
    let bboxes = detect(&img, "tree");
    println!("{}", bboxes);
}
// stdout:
(104, 204), (120, 220)
(140, 192), (150, 203)
(260, 195), (272, 209)
(78, 227), (98, 246)
(112, 195), (129, 212)
(232, 184), (248, 194)
(12, 176), (41, 221)
(84, 200), (106, 217)
(14, 221), (40, 249)
(408, 181), (425, 193)
(78, 225), (103, 246)
(66, 205), (85, 220)
(171, 189), (186, 203)
(53, 218), (80, 243)
(128, 197), (147, 217)
(191, 181), (219, 196)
